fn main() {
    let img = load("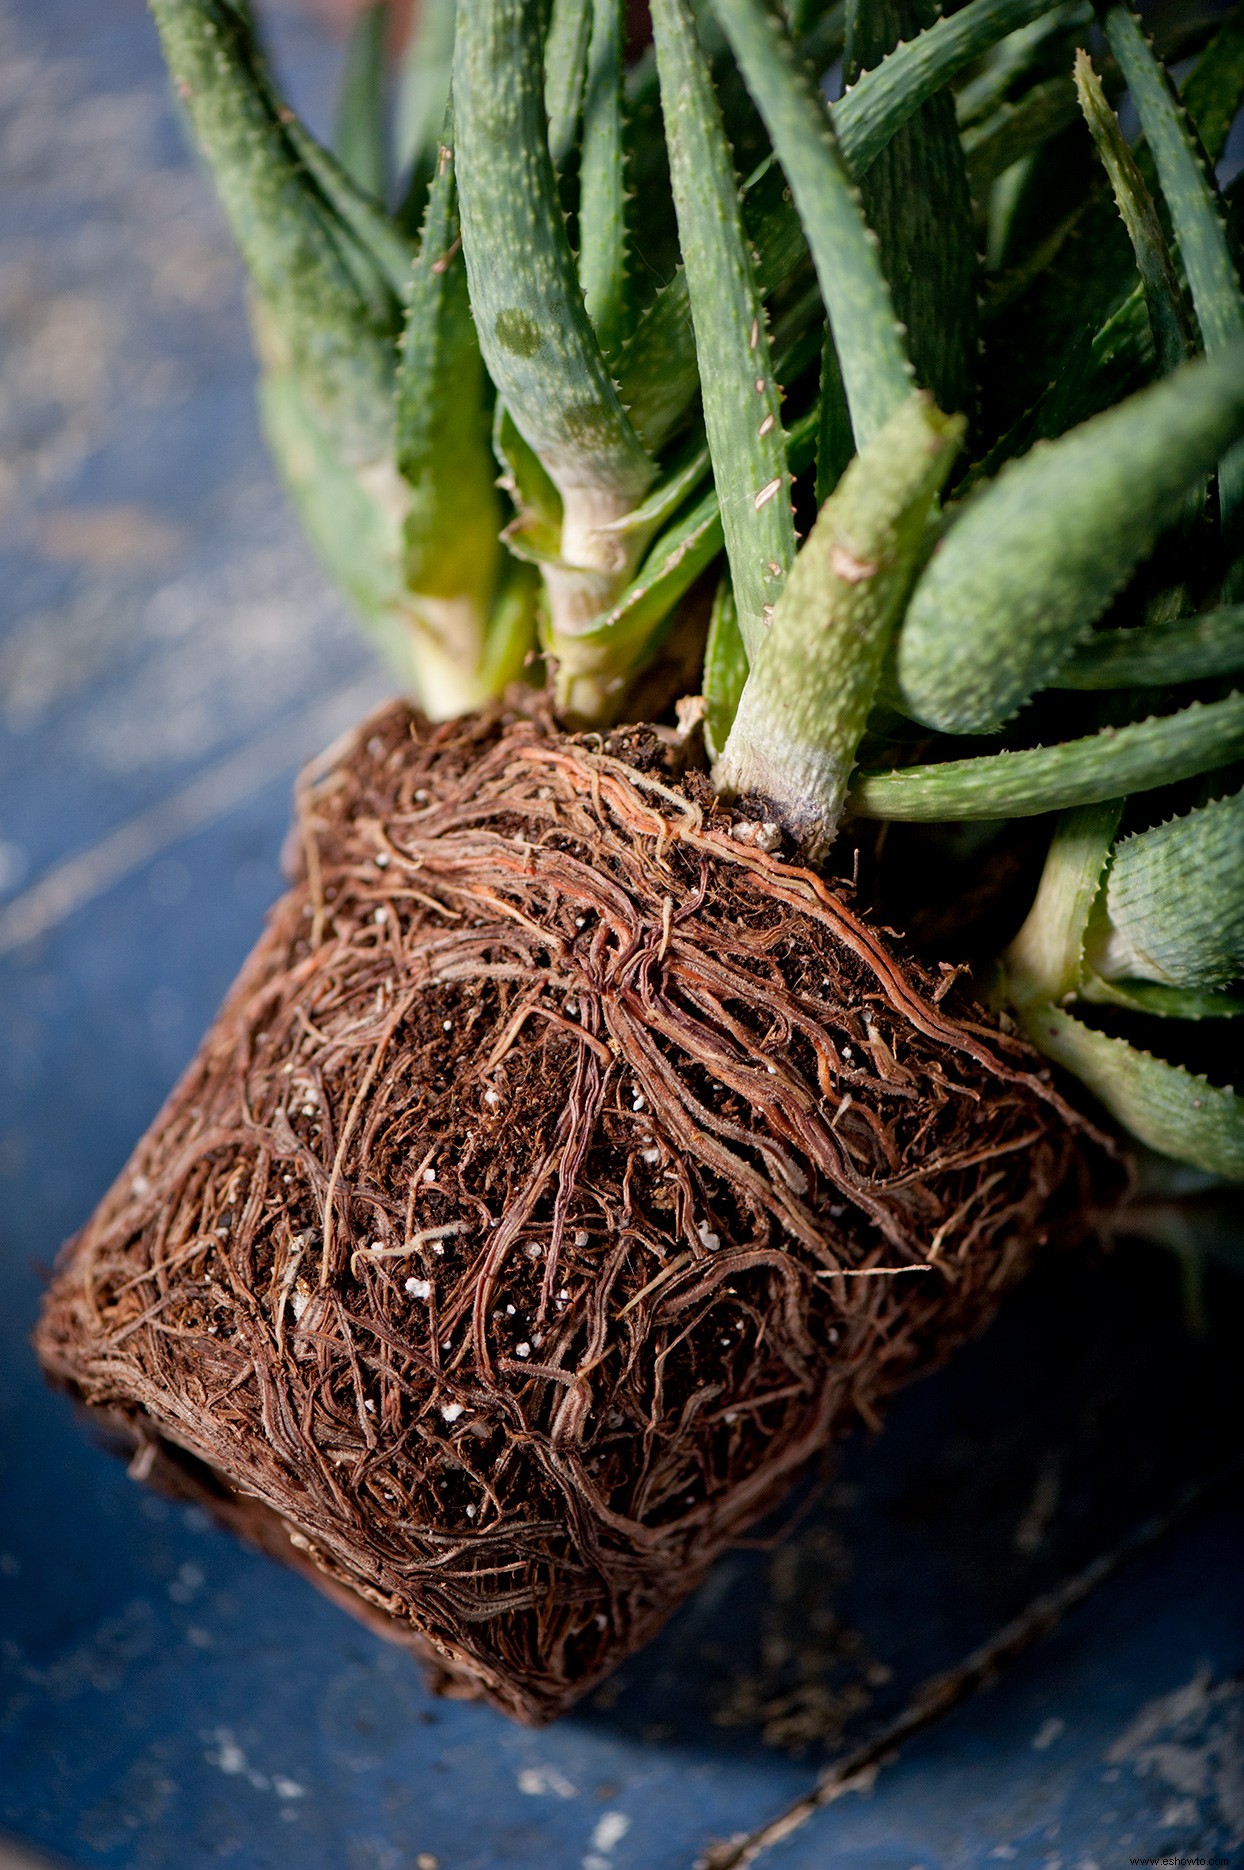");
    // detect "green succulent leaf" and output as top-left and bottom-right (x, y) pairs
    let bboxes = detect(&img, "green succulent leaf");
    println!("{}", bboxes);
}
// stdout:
(650, 0), (796, 658)
(963, 73), (1079, 191)
(844, 0), (977, 417)
(453, 0), (654, 535)
(712, 0), (913, 447)
(1079, 976), (1244, 1020)
(1180, 4), (1244, 169)
(703, 576), (749, 761)
(1056, 604), (1244, 689)
(545, 0), (593, 171)
(851, 691), (1244, 821)
(954, 1), (1091, 129)
(550, 487), (723, 720)
(617, 0), (1064, 459)
(1074, 50), (1191, 376)
(493, 404), (565, 566)
(1086, 789), (1244, 993)
(895, 346), (1244, 735)
(1006, 799), (1122, 1007)
(717, 394), (963, 858)
(396, 133), (506, 709)
(334, 0), (388, 200)
(149, 0), (399, 465)
(394, 0), (455, 221)
(1106, 6), (1244, 572)
(280, 114), (416, 304)
(579, 0), (630, 359)
(1025, 1007), (1244, 1180)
